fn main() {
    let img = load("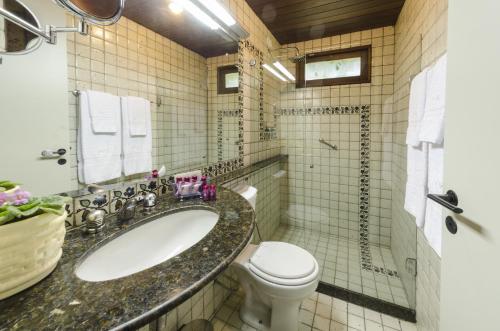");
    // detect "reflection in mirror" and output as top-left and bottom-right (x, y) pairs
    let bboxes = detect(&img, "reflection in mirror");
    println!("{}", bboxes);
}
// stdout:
(208, 51), (240, 164)
(54, 0), (124, 25)
(0, 0), (40, 54)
